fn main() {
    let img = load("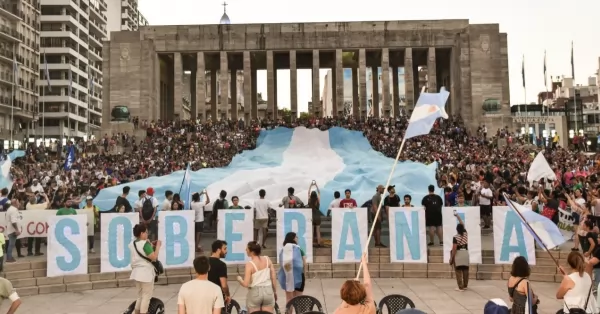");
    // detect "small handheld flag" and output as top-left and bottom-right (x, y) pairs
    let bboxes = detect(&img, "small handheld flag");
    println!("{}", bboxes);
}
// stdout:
(64, 144), (75, 171)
